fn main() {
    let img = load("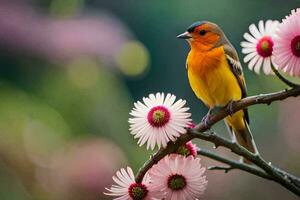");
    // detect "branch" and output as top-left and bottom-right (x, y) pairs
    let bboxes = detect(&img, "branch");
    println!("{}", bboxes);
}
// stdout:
(194, 86), (300, 131)
(276, 167), (300, 188)
(197, 148), (272, 180)
(190, 130), (300, 196)
(135, 86), (300, 196)
(135, 133), (192, 183)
